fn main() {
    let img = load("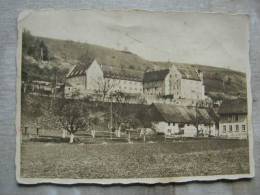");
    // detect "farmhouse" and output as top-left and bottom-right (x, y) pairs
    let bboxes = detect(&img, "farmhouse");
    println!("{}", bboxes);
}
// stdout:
(65, 58), (144, 97)
(148, 103), (217, 137)
(143, 64), (205, 100)
(22, 80), (64, 96)
(218, 98), (248, 139)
